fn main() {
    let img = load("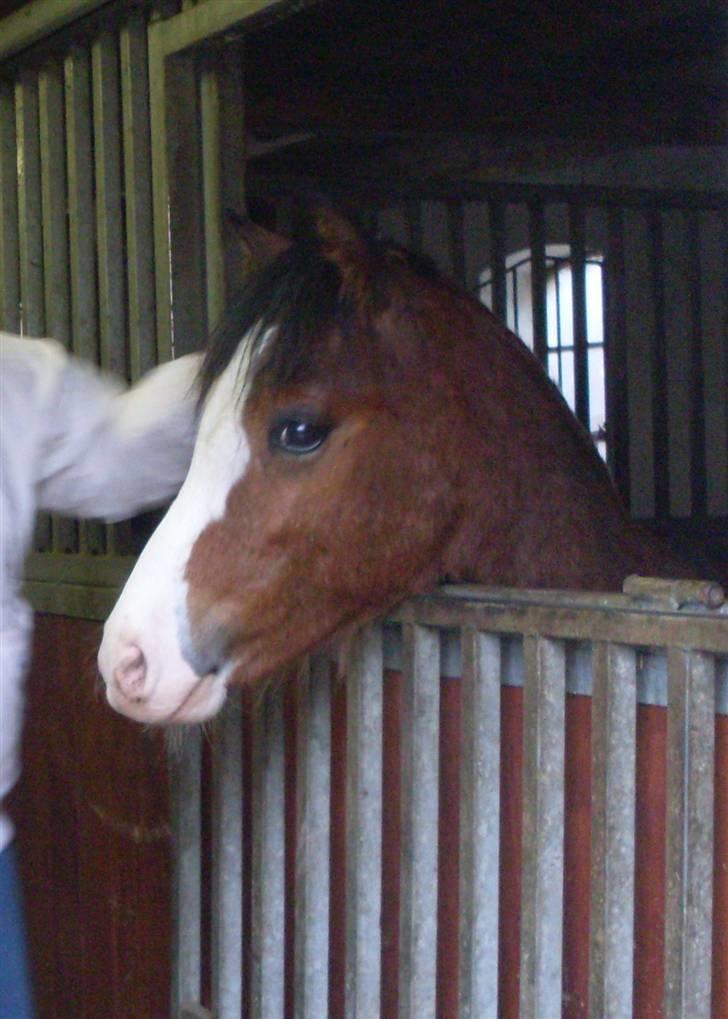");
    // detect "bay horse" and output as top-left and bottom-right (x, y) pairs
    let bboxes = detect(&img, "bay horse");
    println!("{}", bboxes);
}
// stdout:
(98, 206), (689, 725)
